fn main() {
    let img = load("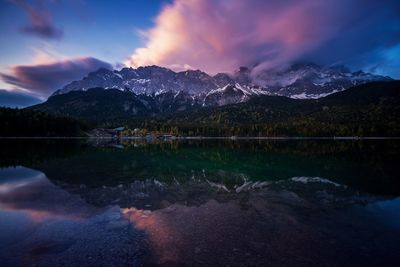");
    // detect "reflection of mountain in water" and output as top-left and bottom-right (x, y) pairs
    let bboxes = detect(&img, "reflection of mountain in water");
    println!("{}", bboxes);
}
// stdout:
(1, 166), (399, 266)
(1, 136), (400, 266)
(1, 139), (398, 195)
(59, 175), (388, 211)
